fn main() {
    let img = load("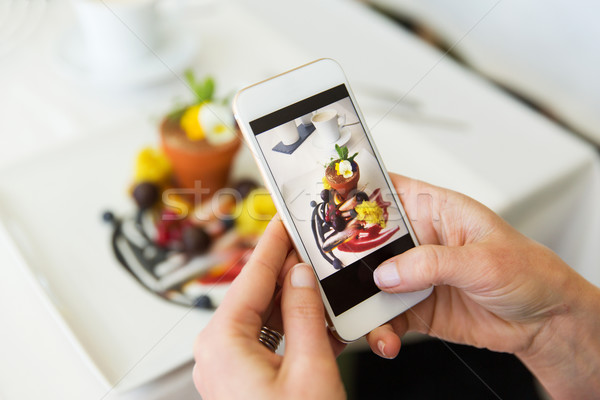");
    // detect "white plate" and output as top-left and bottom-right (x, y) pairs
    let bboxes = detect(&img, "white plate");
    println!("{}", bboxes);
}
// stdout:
(0, 119), (258, 392)
(55, 25), (197, 89)
(312, 126), (352, 150)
